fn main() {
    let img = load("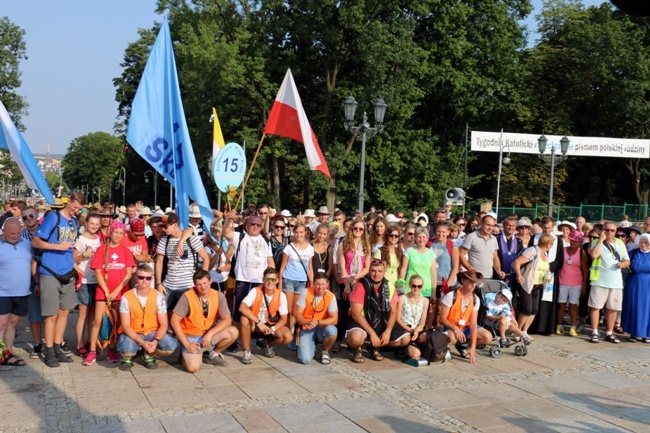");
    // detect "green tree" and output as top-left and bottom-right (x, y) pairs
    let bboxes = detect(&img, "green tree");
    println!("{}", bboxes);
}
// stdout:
(0, 16), (28, 129)
(61, 132), (125, 196)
